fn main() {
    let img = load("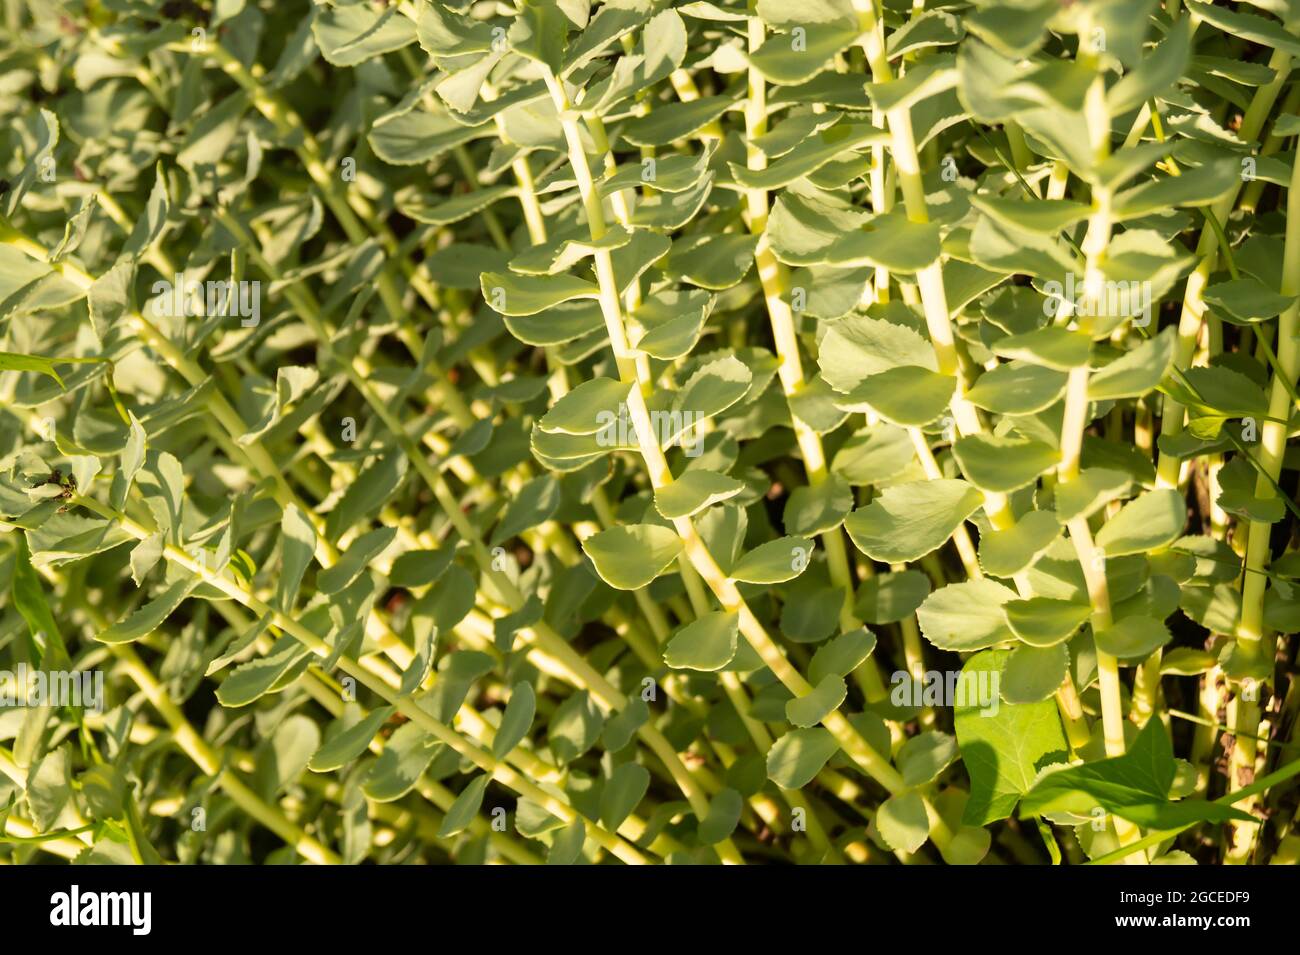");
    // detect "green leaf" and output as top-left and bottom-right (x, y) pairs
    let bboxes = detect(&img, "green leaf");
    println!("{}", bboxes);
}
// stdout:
(1087, 327), (1176, 401)
(438, 774), (491, 839)
(918, 579), (1019, 652)
(398, 625), (436, 698)
(426, 244), (511, 290)
(313, 3), (415, 67)
(1217, 456), (1286, 524)
(867, 60), (959, 113)
(831, 424), (915, 484)
(548, 819), (587, 864)
(216, 634), (312, 708)
(276, 504), (316, 612)
(1160, 648), (1218, 676)
(664, 233), (757, 290)
(898, 731), (959, 787)
(0, 352), (101, 389)
(769, 195), (942, 272)
(970, 214), (1080, 280)
(655, 470), (744, 519)
(730, 536), (815, 584)
(1113, 160), (1239, 220)
(4, 108), (57, 219)
(364, 723), (442, 802)
(582, 524), (683, 590)
(955, 649), (1068, 826)
(401, 186), (517, 227)
(547, 689), (604, 765)
(416, 2), (494, 56)
(730, 124), (884, 190)
(887, 10), (964, 57)
(749, 23), (861, 85)
(621, 95), (738, 147)
(389, 545), (457, 589)
(1095, 489), (1186, 556)
(1184, 0), (1300, 57)
(1107, 17), (1193, 115)
(627, 171), (714, 230)
(992, 327), (1092, 370)
(664, 611), (739, 671)
(1005, 597), (1091, 648)
(177, 92), (250, 168)
(964, 363), (1067, 415)
(50, 194), (98, 264)
(1020, 717), (1255, 828)
(844, 214), (944, 273)
(98, 578), (197, 645)
(877, 791), (931, 853)
(780, 582), (842, 644)
(600, 762), (650, 830)
(11, 533), (68, 666)
(846, 480), (984, 563)
(25, 748), (70, 832)
(319, 527), (397, 594)
(953, 434), (1060, 493)
(1272, 113), (1300, 137)
(493, 683), (537, 760)
(836, 366), (953, 425)
(675, 355), (753, 424)
(766, 728), (839, 789)
(563, 2), (652, 76)
(370, 105), (488, 165)
(1055, 468), (1131, 523)
(854, 571), (931, 625)
(808, 627), (877, 685)
(509, 0), (570, 73)
(1165, 365), (1270, 421)
(539, 378), (631, 435)
(1093, 616), (1172, 660)
(430, 651), (495, 723)
(493, 475), (561, 545)
(969, 195), (1090, 234)
(1001, 642), (1069, 703)
(785, 674), (847, 728)
(324, 452), (407, 542)
(480, 271), (600, 316)
(633, 289), (713, 360)
(752, 110), (844, 158)
(583, 9), (687, 114)
(1202, 277), (1297, 324)
(116, 412), (149, 512)
(978, 510), (1061, 578)
(310, 707), (395, 773)
(602, 699), (650, 755)
(783, 476), (854, 537)
(698, 788), (744, 845)
(753, 0), (855, 29)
